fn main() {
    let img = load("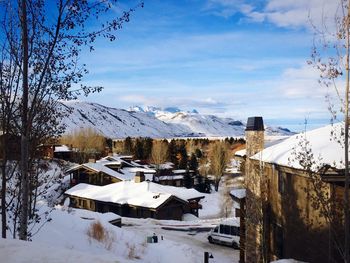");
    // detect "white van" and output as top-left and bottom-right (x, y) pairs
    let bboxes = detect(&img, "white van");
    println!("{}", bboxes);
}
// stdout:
(207, 218), (240, 249)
